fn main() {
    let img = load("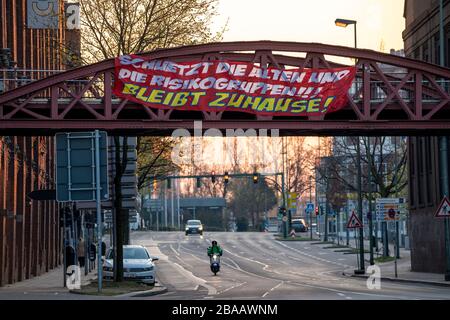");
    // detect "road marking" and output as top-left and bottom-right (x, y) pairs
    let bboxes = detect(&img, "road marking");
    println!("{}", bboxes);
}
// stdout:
(262, 281), (284, 298)
(170, 244), (180, 256)
(172, 262), (217, 295)
(218, 282), (247, 295)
